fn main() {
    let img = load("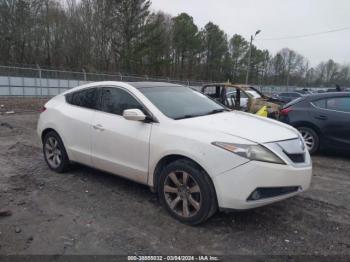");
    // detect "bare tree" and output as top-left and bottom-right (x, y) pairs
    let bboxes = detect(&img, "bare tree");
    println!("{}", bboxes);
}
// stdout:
(1, 0), (350, 86)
